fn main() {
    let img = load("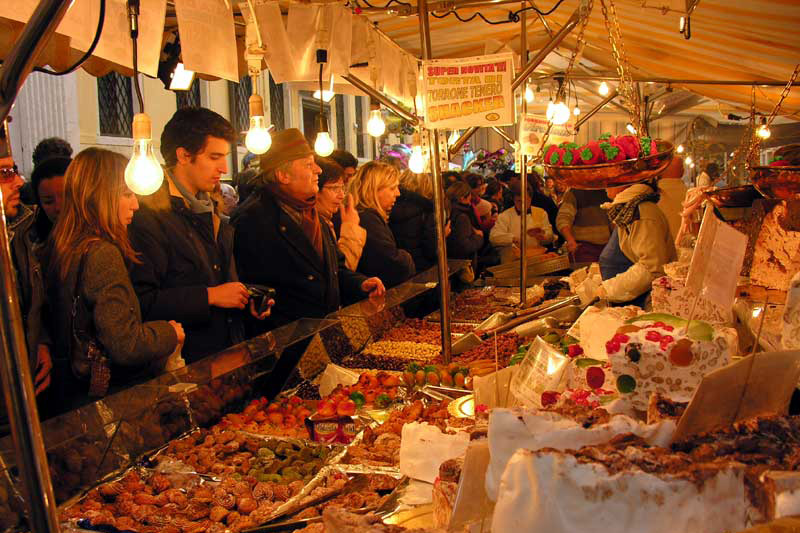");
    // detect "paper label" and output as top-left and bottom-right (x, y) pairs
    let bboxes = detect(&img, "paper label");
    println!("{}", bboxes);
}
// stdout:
(685, 206), (747, 310)
(422, 53), (514, 129)
(510, 336), (569, 407)
(519, 113), (576, 156)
